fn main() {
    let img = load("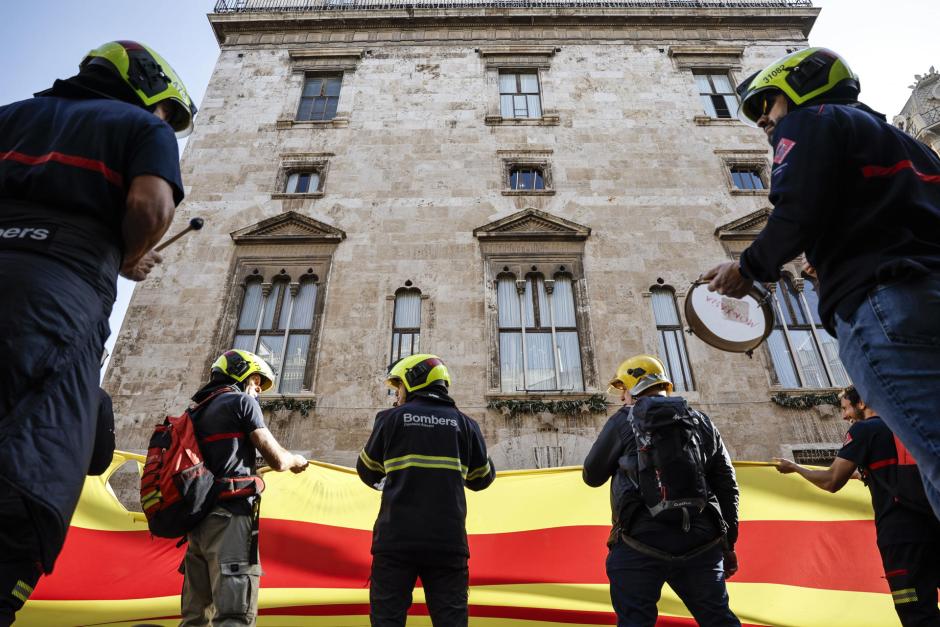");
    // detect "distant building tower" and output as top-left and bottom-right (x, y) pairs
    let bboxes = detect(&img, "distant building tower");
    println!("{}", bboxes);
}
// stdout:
(894, 66), (940, 156)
